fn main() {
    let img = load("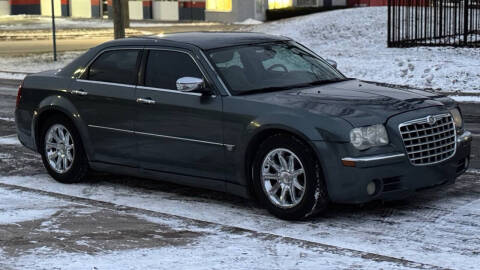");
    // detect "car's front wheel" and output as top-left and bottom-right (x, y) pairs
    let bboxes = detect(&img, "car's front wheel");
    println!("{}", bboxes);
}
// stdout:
(252, 134), (329, 220)
(39, 115), (89, 183)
